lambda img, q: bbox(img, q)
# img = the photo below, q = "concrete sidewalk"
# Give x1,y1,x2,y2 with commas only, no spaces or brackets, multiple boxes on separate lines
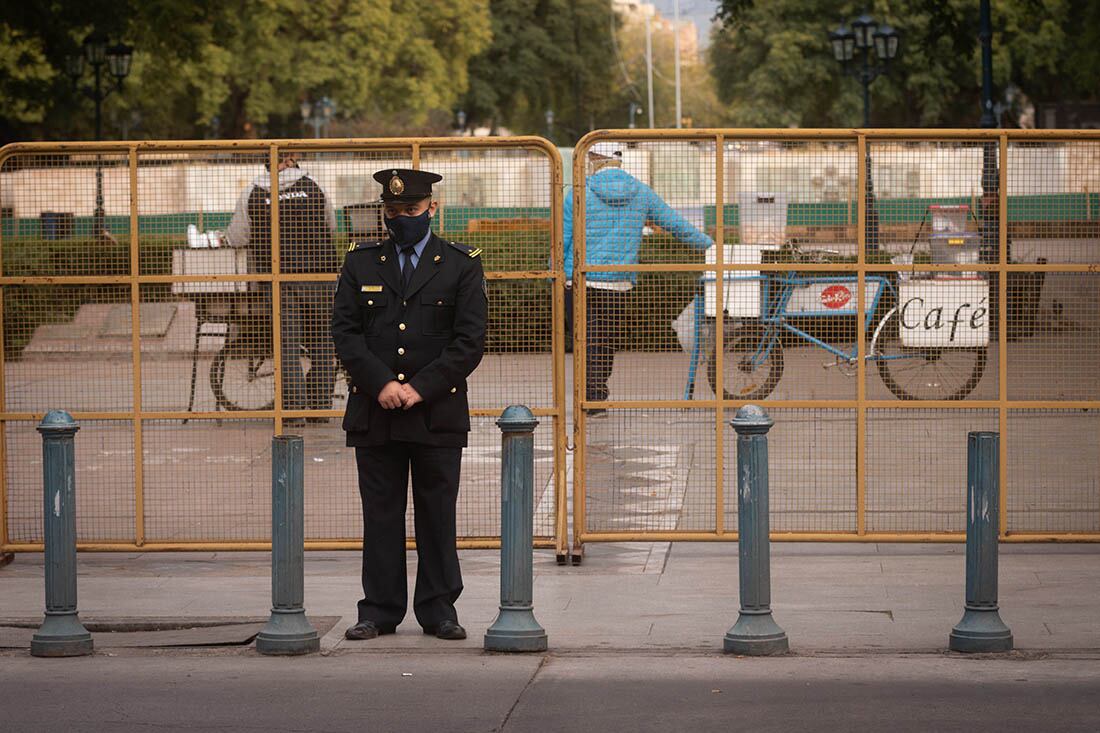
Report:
4,543,1100,732
2,542,1099,654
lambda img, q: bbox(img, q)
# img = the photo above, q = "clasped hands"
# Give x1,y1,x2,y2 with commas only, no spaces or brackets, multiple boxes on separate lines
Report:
378,380,423,410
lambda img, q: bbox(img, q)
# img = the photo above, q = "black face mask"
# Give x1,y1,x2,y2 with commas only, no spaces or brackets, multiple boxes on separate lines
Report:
385,209,432,247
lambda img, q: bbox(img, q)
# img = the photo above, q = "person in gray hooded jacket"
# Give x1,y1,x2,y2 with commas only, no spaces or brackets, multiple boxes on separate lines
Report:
227,154,338,419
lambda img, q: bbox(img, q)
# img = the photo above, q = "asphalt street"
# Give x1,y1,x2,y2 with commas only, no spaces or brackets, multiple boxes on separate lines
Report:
1,653,1097,732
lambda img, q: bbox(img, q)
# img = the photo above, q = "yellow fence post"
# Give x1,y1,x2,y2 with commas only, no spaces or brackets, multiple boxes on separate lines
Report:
714,133,726,535
998,132,1009,538
571,136,589,564
856,133,868,537
129,145,145,546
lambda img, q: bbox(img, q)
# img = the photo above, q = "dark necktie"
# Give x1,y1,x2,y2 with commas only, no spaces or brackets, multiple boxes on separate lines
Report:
399,244,416,292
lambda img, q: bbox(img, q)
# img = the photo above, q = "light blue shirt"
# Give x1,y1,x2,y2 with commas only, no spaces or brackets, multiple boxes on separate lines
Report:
400,229,432,274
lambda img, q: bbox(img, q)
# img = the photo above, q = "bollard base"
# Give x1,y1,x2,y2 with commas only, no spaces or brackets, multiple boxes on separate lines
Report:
255,609,320,656
724,612,789,656
949,608,1013,653
30,612,93,657
484,608,548,653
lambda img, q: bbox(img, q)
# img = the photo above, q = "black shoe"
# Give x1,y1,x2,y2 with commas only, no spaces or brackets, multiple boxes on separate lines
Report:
423,620,467,640
585,408,607,418
344,620,396,640
283,418,307,429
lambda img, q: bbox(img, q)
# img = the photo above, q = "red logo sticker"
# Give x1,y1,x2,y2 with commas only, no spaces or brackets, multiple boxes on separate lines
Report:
821,285,851,309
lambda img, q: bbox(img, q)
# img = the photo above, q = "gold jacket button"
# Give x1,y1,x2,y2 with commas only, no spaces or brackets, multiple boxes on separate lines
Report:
367,299,374,306
398,373,406,381
450,387,457,394
352,386,358,394
397,347,405,355
399,323,406,331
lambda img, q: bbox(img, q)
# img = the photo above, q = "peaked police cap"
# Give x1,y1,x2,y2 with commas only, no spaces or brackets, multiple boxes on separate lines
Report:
373,168,443,203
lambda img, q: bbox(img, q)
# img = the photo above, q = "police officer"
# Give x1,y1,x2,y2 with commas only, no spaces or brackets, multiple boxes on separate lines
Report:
332,168,487,641
227,153,339,421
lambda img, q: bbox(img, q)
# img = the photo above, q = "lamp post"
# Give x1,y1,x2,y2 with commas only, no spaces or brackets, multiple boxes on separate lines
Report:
65,32,133,238
300,97,336,138
829,14,899,254
628,102,643,129
828,14,900,127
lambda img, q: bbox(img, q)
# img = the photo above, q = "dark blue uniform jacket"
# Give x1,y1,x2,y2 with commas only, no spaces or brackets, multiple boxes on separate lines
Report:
331,233,487,447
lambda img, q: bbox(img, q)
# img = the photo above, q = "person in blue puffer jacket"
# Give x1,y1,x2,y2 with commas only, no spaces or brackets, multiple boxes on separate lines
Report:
564,142,713,412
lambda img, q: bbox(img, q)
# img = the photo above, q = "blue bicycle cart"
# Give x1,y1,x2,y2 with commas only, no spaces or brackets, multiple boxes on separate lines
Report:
684,247,989,401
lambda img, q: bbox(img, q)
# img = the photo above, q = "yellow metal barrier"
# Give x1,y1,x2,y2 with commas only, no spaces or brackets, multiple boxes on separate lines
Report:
0,137,567,558
571,128,1100,557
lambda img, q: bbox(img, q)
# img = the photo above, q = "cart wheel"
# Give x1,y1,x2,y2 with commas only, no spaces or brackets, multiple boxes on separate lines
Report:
706,323,784,401
874,309,987,400
210,345,275,412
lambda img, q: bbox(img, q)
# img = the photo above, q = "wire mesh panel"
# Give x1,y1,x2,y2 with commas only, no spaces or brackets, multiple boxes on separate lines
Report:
724,408,857,534
862,266,997,401
4,285,135,412
1,152,132,274
141,418,273,542
1007,409,1100,533
5,419,134,543
583,408,715,534
865,408,998,534
1006,140,1100,264
1,138,564,552
1004,271,1100,401
573,141,714,404
422,148,557,411
717,140,861,403
572,130,1100,547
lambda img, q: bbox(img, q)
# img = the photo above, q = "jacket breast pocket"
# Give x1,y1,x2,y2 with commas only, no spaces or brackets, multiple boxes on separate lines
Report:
360,292,387,335
421,292,455,337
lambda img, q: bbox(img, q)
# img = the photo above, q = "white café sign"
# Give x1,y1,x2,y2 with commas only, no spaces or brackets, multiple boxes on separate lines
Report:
898,280,989,348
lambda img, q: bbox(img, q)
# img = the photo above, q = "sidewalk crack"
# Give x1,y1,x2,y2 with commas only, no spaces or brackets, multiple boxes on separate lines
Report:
497,654,550,732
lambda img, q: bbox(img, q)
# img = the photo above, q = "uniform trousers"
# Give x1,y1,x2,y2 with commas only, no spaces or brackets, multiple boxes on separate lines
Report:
355,442,463,629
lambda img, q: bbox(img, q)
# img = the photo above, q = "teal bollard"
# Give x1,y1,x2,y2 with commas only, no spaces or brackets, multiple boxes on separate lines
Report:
31,410,93,657
724,405,789,656
950,431,1013,653
256,435,320,655
484,406,548,652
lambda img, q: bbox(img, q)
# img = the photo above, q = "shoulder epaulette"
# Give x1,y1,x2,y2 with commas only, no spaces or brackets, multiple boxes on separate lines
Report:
347,240,384,253
445,240,481,258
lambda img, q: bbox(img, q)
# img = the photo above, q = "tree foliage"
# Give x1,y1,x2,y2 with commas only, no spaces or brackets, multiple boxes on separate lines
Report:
711,0,1100,128
1,0,491,142
460,0,621,142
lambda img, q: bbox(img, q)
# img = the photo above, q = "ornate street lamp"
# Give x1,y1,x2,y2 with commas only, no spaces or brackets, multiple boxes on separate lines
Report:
828,13,900,253
66,31,134,238
300,96,336,138
828,14,900,127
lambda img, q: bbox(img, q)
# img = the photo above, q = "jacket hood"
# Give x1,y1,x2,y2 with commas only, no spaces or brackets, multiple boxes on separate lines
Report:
587,167,640,207
250,166,309,191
